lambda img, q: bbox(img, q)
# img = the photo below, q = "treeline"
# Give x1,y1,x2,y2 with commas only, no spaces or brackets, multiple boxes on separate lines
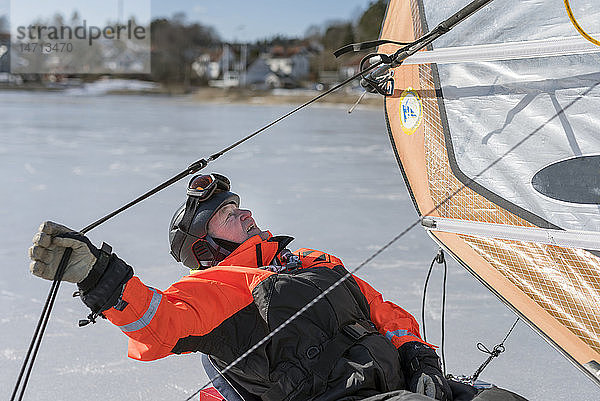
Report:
150,13,220,84
306,0,387,72
150,0,388,86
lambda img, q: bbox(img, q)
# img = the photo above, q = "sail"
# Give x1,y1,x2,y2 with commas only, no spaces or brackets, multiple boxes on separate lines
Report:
379,0,600,385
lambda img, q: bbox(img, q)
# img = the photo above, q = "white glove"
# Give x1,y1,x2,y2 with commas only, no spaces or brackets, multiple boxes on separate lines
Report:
29,221,98,283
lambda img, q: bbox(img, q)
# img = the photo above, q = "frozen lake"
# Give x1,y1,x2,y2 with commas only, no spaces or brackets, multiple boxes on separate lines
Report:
0,91,597,400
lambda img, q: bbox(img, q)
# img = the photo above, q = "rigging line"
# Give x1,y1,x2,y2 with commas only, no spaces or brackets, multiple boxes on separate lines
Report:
205,60,383,161
11,47,388,401
441,251,448,376
470,318,519,383
81,56,382,235
501,318,520,345
563,0,600,47
10,280,57,401
185,79,598,401
10,247,72,401
184,222,422,401
421,255,437,342
421,249,447,373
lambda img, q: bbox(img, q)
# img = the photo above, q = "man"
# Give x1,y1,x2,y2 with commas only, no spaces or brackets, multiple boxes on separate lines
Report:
29,173,452,401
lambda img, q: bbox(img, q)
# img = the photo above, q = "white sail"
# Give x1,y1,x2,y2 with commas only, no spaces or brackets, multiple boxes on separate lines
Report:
380,0,600,385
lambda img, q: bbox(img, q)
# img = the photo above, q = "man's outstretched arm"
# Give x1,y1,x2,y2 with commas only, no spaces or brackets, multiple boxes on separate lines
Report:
28,221,261,361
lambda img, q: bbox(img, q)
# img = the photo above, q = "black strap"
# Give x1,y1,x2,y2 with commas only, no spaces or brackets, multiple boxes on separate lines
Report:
170,197,200,259
308,321,378,379
211,236,240,253
334,39,410,58
255,244,263,267
77,242,112,293
261,321,379,401
178,197,198,234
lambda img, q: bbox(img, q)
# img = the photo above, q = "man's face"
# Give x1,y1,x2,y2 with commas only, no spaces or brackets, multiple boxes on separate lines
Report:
207,203,267,244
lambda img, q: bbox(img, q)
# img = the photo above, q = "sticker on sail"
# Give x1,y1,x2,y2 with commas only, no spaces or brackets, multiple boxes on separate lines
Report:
399,88,422,135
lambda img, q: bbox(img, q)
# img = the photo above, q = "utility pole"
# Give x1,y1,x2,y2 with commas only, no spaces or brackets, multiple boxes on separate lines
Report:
240,43,247,87
118,0,123,23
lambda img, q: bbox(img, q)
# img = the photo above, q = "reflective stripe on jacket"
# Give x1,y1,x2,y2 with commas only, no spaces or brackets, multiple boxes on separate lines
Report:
104,234,429,400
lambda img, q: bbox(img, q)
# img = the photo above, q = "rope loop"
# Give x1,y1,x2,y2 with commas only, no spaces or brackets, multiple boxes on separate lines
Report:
476,342,505,357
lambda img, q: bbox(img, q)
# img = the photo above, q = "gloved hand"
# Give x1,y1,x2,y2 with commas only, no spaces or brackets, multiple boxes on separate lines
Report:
29,221,100,283
29,221,133,314
399,341,453,401
410,366,452,400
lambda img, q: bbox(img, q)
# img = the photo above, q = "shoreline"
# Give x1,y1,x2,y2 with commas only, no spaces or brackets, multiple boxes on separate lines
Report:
0,84,384,109
190,87,383,108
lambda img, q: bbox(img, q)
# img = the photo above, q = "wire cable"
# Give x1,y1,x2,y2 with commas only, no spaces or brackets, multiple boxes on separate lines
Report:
470,318,519,383
420,249,448,374
15,1,497,395
10,43,388,401
421,256,437,343
185,77,599,401
440,251,448,376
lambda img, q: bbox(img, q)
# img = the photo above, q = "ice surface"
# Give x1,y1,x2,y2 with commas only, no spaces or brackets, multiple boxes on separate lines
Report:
0,92,597,400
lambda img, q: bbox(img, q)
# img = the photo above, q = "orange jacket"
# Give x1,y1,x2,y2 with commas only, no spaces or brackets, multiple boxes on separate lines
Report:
103,234,427,362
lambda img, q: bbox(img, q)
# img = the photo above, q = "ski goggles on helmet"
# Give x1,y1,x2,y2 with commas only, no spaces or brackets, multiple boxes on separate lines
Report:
187,173,231,200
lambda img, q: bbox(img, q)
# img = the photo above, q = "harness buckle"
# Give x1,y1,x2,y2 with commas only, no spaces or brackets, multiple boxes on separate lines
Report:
342,322,376,341
306,346,321,359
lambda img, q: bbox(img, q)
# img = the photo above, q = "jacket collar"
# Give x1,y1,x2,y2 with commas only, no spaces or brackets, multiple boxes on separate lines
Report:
218,232,273,268
217,232,295,268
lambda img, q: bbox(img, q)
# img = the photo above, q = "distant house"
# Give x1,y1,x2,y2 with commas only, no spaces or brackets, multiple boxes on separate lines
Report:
246,45,311,89
245,57,271,87
339,53,364,80
336,53,366,90
192,52,222,80
193,44,240,79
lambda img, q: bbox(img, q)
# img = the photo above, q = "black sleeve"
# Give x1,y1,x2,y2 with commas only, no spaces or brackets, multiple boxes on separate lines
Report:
77,250,133,314
398,341,443,379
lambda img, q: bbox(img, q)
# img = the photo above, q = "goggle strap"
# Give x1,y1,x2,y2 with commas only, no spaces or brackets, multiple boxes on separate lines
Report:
205,235,233,258
178,196,199,235
212,173,231,192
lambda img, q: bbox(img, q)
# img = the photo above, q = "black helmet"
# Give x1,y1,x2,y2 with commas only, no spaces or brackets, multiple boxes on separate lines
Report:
169,174,240,269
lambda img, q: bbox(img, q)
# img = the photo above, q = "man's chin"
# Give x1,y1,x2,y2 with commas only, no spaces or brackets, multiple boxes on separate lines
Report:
248,229,269,241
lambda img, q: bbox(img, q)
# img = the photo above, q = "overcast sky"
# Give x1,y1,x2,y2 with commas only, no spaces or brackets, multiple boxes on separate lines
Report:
2,0,380,41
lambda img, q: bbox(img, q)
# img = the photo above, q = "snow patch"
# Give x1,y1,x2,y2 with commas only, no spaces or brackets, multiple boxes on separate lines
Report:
2,348,20,361
55,360,130,376
24,163,36,174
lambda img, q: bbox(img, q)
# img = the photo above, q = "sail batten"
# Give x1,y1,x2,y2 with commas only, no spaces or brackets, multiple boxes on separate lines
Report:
422,216,600,250
403,35,600,64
